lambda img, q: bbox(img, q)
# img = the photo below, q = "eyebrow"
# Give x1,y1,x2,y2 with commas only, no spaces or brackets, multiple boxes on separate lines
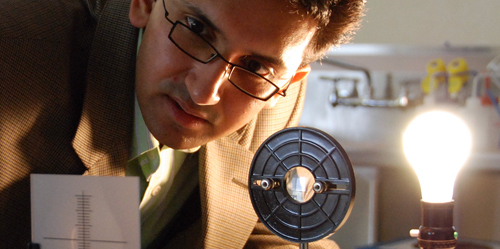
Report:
180,0,221,34
178,0,289,74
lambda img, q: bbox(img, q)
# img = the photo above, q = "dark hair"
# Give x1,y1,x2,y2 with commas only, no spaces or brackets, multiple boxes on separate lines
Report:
291,0,366,65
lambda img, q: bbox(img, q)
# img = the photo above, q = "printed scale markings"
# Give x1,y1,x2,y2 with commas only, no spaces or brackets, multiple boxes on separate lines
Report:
43,191,127,248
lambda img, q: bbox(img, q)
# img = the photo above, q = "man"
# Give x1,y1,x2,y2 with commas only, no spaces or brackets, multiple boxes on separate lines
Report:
0,0,364,248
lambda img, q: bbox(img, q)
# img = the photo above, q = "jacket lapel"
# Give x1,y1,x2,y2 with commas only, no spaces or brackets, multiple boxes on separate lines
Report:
199,137,259,248
73,0,138,176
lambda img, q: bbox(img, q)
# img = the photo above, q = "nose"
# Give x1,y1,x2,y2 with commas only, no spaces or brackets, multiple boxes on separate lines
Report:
185,58,230,106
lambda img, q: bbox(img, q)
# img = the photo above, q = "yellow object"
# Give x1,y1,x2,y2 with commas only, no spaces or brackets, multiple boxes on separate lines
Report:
447,58,469,94
421,58,446,94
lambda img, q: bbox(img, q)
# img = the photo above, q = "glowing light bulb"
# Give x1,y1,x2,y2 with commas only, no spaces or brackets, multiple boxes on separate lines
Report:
403,111,472,203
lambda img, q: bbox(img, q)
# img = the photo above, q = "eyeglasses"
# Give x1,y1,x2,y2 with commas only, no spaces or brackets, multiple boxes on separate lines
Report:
161,0,290,101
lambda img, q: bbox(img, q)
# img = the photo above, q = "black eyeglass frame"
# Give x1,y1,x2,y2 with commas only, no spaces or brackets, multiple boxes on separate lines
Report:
161,0,292,101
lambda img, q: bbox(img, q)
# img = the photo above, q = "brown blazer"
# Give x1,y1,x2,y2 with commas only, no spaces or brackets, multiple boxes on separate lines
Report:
0,0,338,248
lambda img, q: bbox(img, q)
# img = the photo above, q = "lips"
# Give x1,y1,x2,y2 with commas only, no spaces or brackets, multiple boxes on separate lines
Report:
165,94,208,128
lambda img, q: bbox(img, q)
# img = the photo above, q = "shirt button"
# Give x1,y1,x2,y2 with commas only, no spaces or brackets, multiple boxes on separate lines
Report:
151,185,161,197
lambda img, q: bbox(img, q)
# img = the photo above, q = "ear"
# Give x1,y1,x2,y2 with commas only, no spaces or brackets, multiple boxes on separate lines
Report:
263,64,311,109
290,64,311,84
129,0,154,28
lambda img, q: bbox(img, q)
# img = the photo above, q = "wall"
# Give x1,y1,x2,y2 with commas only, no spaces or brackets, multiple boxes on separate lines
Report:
353,0,500,46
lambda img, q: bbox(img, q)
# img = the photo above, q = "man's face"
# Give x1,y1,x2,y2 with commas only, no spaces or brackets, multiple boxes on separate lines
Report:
131,0,316,149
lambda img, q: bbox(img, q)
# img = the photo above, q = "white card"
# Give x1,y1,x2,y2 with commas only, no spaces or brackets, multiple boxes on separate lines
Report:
31,174,140,249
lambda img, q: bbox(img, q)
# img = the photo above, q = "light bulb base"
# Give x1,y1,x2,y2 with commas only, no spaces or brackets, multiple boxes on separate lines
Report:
416,200,457,249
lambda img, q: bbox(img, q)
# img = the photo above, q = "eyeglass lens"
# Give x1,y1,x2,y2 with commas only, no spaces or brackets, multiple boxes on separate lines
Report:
169,22,280,100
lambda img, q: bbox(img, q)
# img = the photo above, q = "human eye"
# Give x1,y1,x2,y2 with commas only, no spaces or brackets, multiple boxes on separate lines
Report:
185,16,211,38
242,58,275,78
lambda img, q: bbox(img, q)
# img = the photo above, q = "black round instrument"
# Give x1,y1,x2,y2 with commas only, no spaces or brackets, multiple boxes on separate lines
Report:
248,127,355,243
